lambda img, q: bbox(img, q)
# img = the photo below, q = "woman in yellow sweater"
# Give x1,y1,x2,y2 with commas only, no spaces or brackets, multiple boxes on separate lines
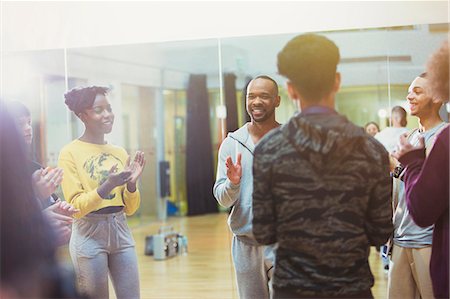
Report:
58,86,145,299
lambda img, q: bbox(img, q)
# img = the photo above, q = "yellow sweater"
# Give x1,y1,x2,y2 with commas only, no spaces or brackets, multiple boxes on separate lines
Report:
58,139,140,218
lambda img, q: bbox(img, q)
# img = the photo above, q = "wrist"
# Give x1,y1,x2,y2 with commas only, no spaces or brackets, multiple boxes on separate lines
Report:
228,178,240,188
98,180,115,199
127,182,137,193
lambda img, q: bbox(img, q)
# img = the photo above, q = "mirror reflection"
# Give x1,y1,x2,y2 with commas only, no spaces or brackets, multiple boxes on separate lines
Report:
1,23,448,299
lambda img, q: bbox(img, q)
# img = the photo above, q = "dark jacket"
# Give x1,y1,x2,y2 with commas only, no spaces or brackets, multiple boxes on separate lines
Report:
252,110,393,297
399,126,449,299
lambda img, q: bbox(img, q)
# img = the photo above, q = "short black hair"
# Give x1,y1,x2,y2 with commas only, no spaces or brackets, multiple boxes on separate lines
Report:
64,86,110,115
247,75,279,96
4,100,30,119
277,34,340,102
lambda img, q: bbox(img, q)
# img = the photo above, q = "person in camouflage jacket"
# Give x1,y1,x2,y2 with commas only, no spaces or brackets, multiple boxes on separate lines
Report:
252,33,393,299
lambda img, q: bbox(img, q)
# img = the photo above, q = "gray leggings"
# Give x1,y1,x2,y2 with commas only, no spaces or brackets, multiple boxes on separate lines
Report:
69,211,140,299
232,236,275,299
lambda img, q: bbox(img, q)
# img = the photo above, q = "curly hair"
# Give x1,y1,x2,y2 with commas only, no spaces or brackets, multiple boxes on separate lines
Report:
64,86,110,115
426,40,449,102
277,34,340,102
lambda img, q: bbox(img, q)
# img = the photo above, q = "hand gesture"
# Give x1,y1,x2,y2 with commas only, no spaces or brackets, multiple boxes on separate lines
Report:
31,167,64,200
50,199,79,217
126,151,146,184
389,154,399,173
106,164,132,188
226,153,242,185
43,201,77,246
392,133,425,160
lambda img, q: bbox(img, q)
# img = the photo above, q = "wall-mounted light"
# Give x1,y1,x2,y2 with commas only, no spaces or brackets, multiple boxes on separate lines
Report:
216,105,227,119
378,108,387,118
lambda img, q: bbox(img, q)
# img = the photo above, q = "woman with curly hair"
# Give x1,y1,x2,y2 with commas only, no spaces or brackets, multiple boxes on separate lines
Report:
58,86,146,299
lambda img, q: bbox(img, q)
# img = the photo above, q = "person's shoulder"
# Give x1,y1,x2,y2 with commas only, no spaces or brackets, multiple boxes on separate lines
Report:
106,142,124,150
221,124,250,146
255,126,284,153
435,124,449,145
374,127,391,139
60,140,79,153
361,134,389,162
106,143,129,157
227,123,250,139
58,141,80,162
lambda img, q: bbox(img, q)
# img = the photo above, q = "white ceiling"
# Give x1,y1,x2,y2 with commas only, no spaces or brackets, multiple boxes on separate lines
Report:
2,1,448,52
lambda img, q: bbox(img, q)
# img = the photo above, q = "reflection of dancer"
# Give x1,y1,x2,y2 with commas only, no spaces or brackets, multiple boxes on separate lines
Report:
58,86,146,299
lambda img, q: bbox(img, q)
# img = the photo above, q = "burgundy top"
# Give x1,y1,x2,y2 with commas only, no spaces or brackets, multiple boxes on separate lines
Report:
399,126,449,299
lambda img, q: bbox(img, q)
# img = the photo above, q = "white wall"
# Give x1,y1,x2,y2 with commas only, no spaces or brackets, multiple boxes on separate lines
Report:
2,1,448,52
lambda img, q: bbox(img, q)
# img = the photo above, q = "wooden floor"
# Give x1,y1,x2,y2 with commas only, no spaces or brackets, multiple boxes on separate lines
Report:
58,213,388,299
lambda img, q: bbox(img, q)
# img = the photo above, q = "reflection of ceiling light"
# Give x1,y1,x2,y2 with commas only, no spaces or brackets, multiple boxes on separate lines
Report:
378,109,387,118
446,103,450,113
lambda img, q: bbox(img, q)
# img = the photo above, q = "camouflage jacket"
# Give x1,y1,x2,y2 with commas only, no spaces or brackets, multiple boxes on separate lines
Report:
252,110,393,296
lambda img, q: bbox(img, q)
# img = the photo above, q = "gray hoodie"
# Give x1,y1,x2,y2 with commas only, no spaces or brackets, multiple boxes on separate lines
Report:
213,123,258,245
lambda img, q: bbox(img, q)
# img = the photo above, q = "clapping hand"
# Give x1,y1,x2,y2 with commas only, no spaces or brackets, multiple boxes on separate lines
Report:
43,200,79,246
225,153,242,185
50,199,79,217
106,164,133,187
126,151,146,184
32,167,64,200
392,133,425,160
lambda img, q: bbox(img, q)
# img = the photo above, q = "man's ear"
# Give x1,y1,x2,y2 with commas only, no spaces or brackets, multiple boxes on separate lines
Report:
275,95,281,108
333,72,341,93
431,96,443,104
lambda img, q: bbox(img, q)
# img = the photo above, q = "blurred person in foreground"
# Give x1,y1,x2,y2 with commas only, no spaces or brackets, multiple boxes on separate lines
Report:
5,100,78,245
0,101,80,298
393,40,449,299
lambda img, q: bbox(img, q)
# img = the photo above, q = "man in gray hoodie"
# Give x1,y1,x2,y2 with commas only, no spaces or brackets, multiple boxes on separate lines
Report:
213,75,281,299
253,34,393,298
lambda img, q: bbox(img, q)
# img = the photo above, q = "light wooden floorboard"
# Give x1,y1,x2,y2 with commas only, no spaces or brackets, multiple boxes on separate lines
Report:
58,213,388,299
